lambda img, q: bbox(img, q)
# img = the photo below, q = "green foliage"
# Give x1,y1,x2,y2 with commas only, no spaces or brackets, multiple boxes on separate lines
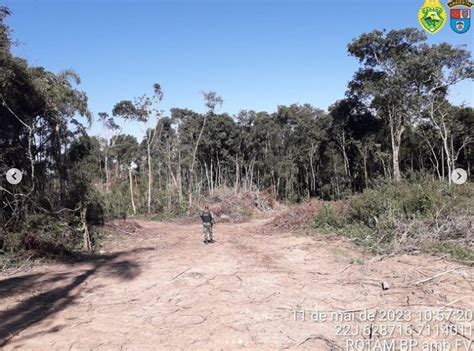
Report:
429,243,474,266
150,201,188,221
0,214,79,264
112,100,147,122
350,257,365,265
25,214,81,250
313,180,474,262
104,182,131,219
349,180,445,226
312,205,346,232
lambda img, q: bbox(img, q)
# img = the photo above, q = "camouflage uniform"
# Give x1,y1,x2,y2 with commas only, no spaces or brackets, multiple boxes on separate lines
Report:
201,209,215,243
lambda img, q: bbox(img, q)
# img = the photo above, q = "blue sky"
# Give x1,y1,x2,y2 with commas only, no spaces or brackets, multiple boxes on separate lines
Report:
5,0,474,137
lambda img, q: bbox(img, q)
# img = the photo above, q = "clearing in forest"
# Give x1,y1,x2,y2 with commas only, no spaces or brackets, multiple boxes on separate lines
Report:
0,216,473,350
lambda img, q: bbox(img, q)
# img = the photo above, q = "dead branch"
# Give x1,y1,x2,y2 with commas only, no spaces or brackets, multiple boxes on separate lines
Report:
338,263,353,274
245,323,258,344
6,254,33,276
296,334,341,350
171,267,191,281
409,267,464,286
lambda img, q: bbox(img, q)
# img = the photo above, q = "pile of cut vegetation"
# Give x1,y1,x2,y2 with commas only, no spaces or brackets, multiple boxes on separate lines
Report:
105,219,143,236
268,200,347,230
198,187,277,223
0,213,104,269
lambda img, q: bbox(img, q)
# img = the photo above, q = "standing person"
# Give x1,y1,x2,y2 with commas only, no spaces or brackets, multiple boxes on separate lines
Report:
200,205,215,244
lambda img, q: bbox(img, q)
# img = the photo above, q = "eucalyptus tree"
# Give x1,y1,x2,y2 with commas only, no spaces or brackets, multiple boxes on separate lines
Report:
112,83,163,214
329,98,382,190
170,107,201,203
416,44,474,184
188,91,223,207
347,28,428,182
98,112,120,192
33,68,92,202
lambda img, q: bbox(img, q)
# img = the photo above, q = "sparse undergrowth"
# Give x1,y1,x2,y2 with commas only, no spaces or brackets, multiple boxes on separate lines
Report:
311,180,474,265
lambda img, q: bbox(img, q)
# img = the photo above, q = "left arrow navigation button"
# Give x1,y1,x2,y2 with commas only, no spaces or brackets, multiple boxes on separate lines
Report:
6,168,23,185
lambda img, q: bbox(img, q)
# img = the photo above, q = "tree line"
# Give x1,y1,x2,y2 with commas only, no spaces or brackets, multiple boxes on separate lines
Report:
0,6,472,252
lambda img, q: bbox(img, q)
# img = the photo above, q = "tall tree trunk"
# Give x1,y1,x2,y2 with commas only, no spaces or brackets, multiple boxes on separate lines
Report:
189,114,208,208
81,206,91,251
204,161,211,192
53,127,66,203
177,149,183,203
234,156,239,195
381,156,387,179
362,148,368,189
441,146,445,180
105,151,109,193
216,155,222,188
129,168,136,215
390,121,405,182
147,138,152,214
426,139,441,181
443,138,452,185
210,159,214,193
438,120,453,186
249,160,254,190
167,163,178,188
309,145,316,193
339,130,350,177
393,143,401,182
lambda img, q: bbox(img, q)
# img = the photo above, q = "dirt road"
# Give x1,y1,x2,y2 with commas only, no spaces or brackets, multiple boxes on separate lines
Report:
1,217,473,350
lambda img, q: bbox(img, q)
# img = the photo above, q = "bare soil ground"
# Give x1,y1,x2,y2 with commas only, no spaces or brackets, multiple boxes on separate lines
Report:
1,215,473,350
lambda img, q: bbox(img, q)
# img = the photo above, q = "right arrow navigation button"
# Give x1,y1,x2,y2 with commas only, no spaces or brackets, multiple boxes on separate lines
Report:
451,168,468,185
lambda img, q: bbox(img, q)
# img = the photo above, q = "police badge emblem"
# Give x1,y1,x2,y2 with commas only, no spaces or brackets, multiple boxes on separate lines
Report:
447,0,472,34
419,0,447,34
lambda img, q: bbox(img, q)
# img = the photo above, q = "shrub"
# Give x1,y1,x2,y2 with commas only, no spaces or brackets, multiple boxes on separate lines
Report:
104,182,131,219
312,204,346,231
21,214,80,256
349,180,449,226
429,242,474,265
312,179,474,262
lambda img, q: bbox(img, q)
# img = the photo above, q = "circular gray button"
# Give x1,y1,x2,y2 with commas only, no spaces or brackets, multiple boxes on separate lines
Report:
452,168,467,185
6,168,23,185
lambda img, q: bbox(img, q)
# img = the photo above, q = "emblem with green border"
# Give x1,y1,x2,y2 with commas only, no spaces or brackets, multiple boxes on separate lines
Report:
419,0,447,33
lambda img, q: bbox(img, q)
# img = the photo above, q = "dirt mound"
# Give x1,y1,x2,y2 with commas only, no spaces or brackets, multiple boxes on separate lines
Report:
198,187,278,223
